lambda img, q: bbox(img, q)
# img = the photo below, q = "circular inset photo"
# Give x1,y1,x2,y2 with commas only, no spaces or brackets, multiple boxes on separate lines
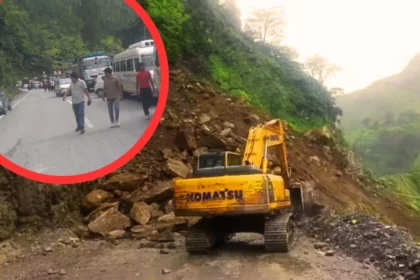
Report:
0,0,168,184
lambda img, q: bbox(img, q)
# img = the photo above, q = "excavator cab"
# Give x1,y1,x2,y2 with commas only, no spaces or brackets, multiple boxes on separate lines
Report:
196,151,242,169
192,151,263,178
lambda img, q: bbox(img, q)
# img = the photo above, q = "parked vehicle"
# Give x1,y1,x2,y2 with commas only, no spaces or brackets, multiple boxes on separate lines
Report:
93,74,105,97
55,78,71,97
0,90,12,115
113,40,155,98
71,52,112,92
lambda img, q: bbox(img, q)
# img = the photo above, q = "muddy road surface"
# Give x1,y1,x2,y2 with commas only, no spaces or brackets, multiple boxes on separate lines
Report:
0,229,381,280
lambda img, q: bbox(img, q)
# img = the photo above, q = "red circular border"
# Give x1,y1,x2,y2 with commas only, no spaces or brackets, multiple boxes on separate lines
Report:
0,0,169,185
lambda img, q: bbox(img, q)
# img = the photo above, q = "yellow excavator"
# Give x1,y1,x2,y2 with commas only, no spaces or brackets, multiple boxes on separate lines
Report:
173,119,304,253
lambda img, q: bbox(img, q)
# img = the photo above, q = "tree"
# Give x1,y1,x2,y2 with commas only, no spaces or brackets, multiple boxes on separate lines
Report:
220,0,242,30
244,6,284,45
329,87,345,97
305,55,341,86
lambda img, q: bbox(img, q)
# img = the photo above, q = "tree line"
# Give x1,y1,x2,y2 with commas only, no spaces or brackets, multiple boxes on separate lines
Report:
0,0,150,88
138,0,342,127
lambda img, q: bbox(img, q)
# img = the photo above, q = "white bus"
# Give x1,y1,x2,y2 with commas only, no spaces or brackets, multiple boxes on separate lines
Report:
112,40,155,98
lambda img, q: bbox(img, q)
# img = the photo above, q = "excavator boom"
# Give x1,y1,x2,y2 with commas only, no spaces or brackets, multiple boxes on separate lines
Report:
242,119,290,187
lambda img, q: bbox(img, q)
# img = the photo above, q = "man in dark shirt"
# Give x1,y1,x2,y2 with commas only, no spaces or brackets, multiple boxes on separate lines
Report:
135,62,156,120
103,67,123,127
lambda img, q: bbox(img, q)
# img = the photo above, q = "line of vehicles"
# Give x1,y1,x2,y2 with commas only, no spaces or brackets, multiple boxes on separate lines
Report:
8,39,160,115
53,39,160,99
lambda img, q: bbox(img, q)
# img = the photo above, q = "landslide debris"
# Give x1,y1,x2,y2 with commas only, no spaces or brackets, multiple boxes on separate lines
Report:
1,64,420,279
78,64,420,246
304,212,420,279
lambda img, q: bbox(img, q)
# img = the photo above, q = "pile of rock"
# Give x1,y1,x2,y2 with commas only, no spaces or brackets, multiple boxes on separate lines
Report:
303,212,420,279
82,175,190,241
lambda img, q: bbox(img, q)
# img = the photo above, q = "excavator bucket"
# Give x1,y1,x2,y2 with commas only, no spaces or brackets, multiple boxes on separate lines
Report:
290,187,304,220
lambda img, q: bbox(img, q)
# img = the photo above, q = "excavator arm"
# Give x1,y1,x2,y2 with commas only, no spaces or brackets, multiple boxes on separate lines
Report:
242,119,291,188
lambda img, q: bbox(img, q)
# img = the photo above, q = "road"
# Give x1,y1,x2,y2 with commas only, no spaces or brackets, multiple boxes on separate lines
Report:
0,230,381,280
0,89,155,176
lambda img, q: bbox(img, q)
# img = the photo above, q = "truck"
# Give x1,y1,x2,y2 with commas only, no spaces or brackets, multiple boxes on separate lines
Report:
71,52,112,92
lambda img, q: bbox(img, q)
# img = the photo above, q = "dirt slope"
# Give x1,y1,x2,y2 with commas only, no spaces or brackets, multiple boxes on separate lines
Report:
1,62,420,239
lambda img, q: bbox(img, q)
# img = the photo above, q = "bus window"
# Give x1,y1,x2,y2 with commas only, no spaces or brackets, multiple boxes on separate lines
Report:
134,58,140,71
121,60,127,72
115,61,120,72
127,59,134,72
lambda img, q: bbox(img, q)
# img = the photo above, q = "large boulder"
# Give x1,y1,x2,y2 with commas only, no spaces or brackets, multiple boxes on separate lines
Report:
129,181,173,204
166,159,189,178
82,189,114,212
87,207,131,236
99,173,147,192
174,122,197,151
129,202,152,225
198,130,228,150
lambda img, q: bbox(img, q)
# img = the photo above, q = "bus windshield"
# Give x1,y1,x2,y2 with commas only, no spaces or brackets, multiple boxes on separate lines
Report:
83,57,110,69
141,54,154,70
60,78,71,85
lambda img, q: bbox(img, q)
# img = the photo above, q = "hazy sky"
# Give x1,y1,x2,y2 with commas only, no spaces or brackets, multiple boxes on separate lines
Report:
236,0,420,92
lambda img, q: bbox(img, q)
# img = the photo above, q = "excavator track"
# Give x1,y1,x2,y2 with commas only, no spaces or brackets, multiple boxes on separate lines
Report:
264,213,295,253
185,227,215,254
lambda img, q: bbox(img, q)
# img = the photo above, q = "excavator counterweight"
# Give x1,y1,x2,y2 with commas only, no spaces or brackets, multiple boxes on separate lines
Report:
173,119,304,254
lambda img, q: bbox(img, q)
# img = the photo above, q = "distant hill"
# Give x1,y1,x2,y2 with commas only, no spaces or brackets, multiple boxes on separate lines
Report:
335,53,420,210
336,53,420,131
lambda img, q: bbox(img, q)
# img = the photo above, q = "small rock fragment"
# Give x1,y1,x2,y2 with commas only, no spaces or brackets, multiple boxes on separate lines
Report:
44,247,53,252
162,268,171,274
325,250,334,256
314,242,326,250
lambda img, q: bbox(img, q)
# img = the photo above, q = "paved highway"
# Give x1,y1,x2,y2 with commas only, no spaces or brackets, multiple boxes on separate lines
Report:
0,89,155,176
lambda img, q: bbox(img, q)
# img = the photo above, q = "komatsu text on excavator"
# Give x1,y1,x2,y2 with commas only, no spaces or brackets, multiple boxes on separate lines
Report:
173,119,304,254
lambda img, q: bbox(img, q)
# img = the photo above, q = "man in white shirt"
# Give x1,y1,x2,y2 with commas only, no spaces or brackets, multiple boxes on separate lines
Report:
63,72,92,134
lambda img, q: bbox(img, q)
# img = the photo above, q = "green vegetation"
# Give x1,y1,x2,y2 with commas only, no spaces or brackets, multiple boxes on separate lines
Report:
336,54,420,210
138,0,340,130
0,0,150,94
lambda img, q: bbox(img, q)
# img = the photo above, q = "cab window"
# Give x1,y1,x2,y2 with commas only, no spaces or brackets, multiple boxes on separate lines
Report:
115,61,120,72
198,154,225,169
227,153,242,166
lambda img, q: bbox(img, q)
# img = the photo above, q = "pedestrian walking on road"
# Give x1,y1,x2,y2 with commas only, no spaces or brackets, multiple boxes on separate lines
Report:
63,72,92,134
43,80,47,92
103,67,123,128
135,62,156,120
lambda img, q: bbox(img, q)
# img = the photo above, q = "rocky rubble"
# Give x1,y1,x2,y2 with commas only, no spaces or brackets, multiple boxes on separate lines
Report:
303,212,420,279
2,65,420,279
